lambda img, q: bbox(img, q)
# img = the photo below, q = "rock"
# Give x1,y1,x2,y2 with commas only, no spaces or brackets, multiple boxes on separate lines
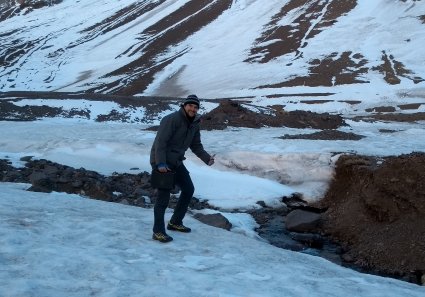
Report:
29,171,48,184
289,232,324,248
284,194,308,209
27,185,52,193
120,199,130,205
342,253,354,263
193,213,232,230
28,171,54,192
135,197,147,207
20,156,33,162
285,209,321,232
133,187,150,197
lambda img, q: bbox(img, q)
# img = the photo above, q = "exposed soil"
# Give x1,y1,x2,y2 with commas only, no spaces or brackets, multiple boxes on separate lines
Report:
313,152,425,284
372,51,424,85
199,100,346,130
246,0,357,63
259,51,370,88
279,129,364,140
353,112,425,123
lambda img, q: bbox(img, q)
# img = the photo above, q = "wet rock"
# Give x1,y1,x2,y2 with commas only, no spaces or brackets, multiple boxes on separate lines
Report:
193,213,232,230
285,209,322,233
258,216,305,251
289,232,324,248
20,156,33,162
135,197,148,207
120,199,130,205
283,194,309,209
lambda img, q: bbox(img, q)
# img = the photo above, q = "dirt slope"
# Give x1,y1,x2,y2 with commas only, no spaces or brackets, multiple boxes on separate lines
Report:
315,153,425,282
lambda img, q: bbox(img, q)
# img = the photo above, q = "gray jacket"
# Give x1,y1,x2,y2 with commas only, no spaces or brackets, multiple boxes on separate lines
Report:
150,108,211,169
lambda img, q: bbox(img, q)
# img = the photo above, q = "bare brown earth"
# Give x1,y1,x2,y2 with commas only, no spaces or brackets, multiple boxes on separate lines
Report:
279,129,364,140
199,100,345,130
246,0,357,63
314,153,425,283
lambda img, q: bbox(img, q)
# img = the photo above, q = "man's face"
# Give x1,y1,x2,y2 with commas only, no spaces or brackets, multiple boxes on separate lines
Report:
184,103,199,118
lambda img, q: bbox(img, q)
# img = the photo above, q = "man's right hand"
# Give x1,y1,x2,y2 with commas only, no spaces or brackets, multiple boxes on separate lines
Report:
157,163,171,173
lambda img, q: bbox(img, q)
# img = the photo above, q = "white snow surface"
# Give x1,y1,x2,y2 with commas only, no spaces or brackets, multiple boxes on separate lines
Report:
1,182,424,297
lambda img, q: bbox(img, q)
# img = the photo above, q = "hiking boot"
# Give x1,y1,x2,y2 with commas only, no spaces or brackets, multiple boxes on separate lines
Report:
152,232,173,243
167,222,191,233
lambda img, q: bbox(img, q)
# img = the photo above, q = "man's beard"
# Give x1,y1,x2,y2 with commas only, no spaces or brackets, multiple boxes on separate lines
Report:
184,109,195,122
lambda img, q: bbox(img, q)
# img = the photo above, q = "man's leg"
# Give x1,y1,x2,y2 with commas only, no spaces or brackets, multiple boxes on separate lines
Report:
153,189,171,233
170,164,194,225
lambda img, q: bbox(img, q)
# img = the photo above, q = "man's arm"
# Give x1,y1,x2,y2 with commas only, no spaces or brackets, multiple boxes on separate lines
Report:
154,116,175,169
190,128,213,165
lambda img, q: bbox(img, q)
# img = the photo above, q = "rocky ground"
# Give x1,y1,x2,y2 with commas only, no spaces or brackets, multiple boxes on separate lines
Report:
1,93,424,285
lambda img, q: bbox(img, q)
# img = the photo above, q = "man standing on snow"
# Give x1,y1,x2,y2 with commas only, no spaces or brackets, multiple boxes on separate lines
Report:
150,94,215,243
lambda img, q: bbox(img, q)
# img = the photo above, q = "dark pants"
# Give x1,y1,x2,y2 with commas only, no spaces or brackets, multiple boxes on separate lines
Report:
153,164,194,233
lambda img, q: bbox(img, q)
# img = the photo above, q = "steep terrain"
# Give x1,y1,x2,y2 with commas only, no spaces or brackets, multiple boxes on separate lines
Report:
1,0,424,98
315,153,425,283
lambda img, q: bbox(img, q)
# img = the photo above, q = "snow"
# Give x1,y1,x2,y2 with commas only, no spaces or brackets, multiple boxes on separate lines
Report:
1,0,424,102
1,182,424,297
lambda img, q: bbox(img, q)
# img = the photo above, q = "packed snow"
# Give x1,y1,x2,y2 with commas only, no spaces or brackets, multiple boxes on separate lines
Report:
1,182,425,297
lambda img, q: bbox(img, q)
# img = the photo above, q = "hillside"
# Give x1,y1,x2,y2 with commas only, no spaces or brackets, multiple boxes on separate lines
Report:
1,0,424,100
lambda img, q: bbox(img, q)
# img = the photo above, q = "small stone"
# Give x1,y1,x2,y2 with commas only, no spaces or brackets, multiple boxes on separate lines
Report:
120,199,130,205
20,156,33,162
194,213,232,230
342,253,354,263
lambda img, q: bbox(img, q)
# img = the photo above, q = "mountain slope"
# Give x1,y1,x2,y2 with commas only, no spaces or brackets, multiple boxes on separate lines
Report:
0,0,424,98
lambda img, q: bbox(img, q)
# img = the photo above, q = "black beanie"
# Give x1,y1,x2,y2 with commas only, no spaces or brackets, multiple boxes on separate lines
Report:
183,94,200,107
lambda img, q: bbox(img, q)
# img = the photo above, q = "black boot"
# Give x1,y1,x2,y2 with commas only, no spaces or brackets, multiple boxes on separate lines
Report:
167,222,191,233
152,232,173,243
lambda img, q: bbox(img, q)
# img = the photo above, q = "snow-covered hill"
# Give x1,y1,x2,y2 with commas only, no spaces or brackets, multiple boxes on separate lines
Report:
1,0,424,99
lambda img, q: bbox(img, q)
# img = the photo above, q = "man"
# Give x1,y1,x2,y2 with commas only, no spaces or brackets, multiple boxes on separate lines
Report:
150,94,214,243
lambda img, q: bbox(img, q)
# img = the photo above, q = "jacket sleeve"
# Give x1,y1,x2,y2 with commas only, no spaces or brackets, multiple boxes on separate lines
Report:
154,116,175,165
190,127,211,164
